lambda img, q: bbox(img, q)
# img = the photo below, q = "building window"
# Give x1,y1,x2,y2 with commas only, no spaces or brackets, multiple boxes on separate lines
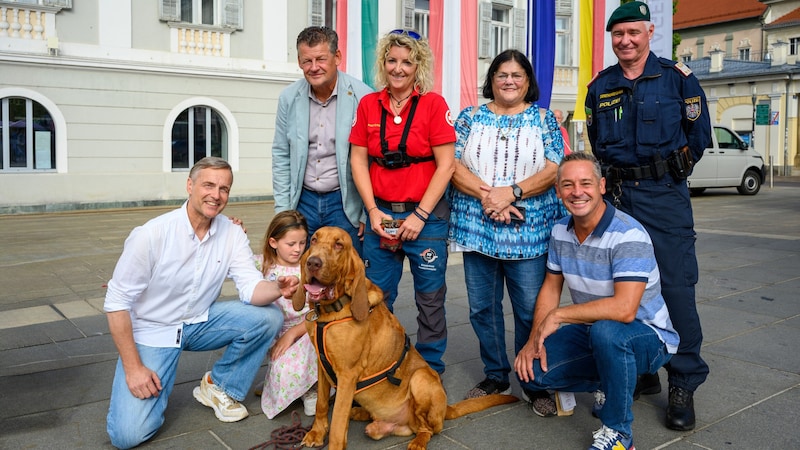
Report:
309,0,335,27
159,0,242,29
739,48,750,61
170,106,228,170
181,0,214,25
479,1,523,58
490,5,511,58
790,37,800,56
414,0,430,38
1,97,56,172
555,16,570,66
682,55,692,62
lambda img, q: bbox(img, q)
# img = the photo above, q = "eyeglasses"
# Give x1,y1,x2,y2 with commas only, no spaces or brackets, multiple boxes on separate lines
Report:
390,29,421,40
494,72,526,83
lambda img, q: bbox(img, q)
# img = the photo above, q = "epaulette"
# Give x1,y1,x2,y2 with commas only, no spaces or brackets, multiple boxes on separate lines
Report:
588,65,613,87
587,72,600,87
661,57,692,77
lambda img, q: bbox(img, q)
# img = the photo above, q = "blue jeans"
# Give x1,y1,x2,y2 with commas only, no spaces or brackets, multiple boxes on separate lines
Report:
464,252,546,385
298,188,362,256
519,320,672,437
106,300,283,449
613,179,708,391
363,205,449,373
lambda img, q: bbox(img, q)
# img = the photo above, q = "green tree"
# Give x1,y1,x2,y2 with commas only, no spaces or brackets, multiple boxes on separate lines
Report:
673,0,681,60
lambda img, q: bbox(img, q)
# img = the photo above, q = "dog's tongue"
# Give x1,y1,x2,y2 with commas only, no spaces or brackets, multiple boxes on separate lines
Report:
304,281,325,295
304,280,327,303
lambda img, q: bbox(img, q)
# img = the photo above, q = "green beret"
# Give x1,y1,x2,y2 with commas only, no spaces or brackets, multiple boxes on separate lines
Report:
606,1,650,31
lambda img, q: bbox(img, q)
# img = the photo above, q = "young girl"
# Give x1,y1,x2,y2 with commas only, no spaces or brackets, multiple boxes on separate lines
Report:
257,211,318,418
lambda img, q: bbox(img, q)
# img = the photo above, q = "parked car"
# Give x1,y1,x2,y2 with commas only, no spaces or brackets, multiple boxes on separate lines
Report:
688,125,766,195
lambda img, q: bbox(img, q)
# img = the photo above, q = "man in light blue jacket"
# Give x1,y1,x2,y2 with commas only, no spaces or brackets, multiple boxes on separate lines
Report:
272,26,372,254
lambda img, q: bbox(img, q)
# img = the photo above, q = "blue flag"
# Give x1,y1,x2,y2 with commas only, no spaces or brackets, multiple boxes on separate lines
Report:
527,1,555,109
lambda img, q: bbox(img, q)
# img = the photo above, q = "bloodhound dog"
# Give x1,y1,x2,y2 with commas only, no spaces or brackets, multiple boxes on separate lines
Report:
292,226,518,450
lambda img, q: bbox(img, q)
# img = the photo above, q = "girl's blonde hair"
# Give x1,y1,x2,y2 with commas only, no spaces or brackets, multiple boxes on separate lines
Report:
260,210,308,274
373,30,434,95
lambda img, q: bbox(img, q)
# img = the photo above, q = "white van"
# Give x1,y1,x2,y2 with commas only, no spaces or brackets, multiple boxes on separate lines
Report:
688,125,766,195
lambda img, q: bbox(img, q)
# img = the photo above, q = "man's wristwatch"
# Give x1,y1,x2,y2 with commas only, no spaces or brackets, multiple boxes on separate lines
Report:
511,183,523,202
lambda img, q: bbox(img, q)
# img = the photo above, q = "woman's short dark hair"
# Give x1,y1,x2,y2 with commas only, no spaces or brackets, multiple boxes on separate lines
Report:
481,49,539,103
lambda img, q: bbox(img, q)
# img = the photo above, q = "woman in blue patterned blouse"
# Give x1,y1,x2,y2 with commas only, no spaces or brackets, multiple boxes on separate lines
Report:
449,49,566,401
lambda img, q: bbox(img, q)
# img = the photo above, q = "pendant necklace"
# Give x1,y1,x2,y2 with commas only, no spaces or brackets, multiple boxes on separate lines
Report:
390,91,412,125
496,113,516,141
492,102,519,141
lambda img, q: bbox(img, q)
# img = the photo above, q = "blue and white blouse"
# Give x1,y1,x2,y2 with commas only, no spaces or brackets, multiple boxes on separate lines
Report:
448,103,566,260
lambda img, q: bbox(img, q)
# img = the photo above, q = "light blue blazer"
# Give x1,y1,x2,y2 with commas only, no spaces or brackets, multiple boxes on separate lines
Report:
271,71,372,227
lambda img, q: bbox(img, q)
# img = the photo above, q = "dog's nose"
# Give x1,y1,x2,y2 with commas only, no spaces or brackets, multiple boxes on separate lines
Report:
306,255,322,272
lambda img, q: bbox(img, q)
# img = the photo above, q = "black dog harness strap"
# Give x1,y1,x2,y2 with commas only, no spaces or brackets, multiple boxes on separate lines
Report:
315,318,410,393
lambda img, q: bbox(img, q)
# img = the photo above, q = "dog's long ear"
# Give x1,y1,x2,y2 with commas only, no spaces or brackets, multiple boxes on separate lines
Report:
292,252,308,312
344,246,369,321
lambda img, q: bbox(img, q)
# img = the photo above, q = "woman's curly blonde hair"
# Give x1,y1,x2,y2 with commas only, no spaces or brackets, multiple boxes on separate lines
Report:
373,31,434,95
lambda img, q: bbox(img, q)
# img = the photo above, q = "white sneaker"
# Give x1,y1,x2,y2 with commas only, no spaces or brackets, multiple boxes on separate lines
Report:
192,372,249,422
302,387,318,416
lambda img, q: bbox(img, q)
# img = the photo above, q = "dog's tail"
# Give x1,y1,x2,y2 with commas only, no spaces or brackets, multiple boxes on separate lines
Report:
444,394,519,420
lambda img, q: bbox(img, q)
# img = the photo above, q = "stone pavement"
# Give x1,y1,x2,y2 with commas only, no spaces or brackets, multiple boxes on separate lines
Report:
1,179,799,449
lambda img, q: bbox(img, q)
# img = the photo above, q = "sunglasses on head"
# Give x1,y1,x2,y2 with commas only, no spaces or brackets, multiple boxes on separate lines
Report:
390,29,421,40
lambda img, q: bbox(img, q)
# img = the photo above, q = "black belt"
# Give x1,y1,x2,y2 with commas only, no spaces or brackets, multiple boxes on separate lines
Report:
614,159,670,181
303,187,341,194
375,197,418,213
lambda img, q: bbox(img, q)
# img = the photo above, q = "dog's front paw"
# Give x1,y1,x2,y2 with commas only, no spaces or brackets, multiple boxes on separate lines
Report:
301,428,327,448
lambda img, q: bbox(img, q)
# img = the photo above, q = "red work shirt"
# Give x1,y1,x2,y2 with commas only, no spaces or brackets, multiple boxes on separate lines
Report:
350,89,455,202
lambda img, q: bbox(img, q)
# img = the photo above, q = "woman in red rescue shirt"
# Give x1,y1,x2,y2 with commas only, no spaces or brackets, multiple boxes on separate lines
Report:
349,29,455,374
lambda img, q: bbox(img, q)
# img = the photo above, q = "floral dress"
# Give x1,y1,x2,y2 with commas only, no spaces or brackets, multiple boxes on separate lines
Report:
258,261,318,419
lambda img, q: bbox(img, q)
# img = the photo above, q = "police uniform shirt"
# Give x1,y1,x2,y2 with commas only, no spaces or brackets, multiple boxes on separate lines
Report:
585,51,711,169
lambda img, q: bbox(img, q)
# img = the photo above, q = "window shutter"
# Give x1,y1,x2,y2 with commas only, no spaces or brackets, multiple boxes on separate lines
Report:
159,0,180,22
310,0,324,26
513,7,527,53
478,2,492,59
223,0,243,29
402,0,415,29
42,0,72,8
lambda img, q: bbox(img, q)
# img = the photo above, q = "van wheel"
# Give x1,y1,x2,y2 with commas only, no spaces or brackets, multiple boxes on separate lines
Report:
737,169,761,195
690,188,706,196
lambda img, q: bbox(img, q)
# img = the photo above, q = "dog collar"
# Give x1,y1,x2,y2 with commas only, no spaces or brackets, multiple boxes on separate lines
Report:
306,294,351,322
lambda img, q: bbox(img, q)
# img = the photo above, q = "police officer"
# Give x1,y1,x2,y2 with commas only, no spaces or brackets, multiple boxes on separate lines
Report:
585,1,711,432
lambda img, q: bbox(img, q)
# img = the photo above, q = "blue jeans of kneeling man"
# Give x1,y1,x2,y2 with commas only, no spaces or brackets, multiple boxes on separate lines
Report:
107,300,283,449
518,320,672,437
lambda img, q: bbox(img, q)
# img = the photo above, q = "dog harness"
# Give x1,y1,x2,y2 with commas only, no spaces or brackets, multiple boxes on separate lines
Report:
313,311,411,394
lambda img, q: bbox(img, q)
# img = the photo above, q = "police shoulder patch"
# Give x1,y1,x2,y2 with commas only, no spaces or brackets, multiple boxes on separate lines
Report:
673,61,693,77
685,96,702,121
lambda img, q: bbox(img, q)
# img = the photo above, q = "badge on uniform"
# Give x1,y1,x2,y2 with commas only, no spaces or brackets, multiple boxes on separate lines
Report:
685,96,702,121
674,61,693,77
585,107,593,126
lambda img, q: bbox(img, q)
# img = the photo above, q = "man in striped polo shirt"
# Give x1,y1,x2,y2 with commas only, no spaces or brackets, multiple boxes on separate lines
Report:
514,152,679,450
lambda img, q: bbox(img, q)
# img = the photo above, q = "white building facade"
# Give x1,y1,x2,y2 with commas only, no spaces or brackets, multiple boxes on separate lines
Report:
0,0,581,213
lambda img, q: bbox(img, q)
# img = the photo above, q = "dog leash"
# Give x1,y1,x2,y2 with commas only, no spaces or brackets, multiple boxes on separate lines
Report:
248,411,326,450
